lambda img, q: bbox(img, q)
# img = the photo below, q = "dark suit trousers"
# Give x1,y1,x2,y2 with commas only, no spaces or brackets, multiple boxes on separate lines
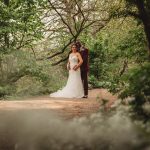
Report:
81,70,88,96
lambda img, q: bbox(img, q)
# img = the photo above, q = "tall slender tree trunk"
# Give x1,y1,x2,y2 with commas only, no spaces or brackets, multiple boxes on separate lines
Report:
4,33,9,48
135,0,150,57
4,0,10,49
0,58,3,81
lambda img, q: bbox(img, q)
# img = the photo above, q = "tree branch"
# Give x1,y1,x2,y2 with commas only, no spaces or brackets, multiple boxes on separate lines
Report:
51,54,69,66
48,0,75,37
46,37,74,59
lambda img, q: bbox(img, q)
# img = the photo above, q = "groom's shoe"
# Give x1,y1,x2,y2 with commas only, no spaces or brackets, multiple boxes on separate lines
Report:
82,95,88,98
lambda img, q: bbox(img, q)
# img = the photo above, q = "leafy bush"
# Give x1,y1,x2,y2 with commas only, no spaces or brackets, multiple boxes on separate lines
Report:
0,51,67,98
0,85,15,98
120,63,150,120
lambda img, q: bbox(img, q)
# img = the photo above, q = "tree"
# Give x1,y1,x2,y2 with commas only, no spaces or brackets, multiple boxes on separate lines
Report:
116,0,150,57
0,0,48,97
43,0,115,65
0,0,46,54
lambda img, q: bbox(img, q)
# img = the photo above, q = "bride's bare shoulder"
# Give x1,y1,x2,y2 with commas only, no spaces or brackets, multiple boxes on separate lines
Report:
76,52,81,56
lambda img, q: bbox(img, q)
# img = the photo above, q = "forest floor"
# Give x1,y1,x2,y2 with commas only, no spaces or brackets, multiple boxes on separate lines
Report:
0,89,118,119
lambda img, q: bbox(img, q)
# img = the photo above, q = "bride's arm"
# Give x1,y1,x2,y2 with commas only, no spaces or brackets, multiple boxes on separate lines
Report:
77,53,83,67
73,53,83,70
67,60,70,70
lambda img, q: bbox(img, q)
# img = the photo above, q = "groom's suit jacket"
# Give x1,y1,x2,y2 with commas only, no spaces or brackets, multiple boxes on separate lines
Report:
79,47,89,72
79,47,89,96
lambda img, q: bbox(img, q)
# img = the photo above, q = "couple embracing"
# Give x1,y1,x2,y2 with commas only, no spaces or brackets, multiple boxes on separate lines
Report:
50,41,89,99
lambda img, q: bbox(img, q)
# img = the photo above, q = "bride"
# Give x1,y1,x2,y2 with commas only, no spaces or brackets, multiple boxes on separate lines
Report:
50,43,84,98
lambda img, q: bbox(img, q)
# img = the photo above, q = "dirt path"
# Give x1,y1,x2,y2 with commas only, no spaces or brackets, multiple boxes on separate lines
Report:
0,89,118,118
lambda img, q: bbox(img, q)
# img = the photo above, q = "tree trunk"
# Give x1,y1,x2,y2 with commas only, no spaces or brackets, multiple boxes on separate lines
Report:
3,0,10,49
4,33,9,48
135,0,150,57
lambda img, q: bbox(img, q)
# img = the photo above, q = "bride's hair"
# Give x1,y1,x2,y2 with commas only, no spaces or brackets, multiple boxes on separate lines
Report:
75,41,81,52
71,43,77,49
75,41,81,48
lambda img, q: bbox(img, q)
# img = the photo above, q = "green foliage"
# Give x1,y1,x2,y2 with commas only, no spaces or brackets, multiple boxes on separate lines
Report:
116,29,148,62
120,63,150,100
0,0,51,98
120,63,150,120
0,0,45,54
90,42,107,80
0,50,67,98
0,85,15,98
79,18,150,120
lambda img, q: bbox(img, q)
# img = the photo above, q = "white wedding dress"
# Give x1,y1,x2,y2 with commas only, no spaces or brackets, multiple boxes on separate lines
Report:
50,53,84,98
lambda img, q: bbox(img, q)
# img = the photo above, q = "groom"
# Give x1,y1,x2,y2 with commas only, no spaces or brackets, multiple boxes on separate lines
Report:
75,41,89,98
